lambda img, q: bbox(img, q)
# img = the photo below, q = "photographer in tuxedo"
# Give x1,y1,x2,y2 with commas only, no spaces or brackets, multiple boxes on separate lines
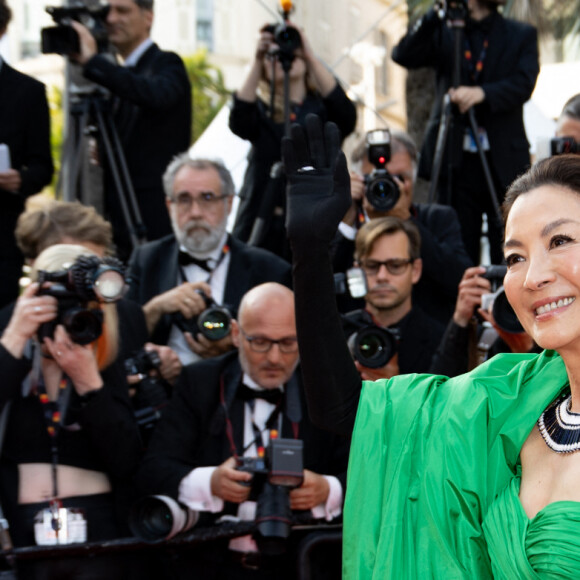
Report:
137,283,348,579
126,155,291,366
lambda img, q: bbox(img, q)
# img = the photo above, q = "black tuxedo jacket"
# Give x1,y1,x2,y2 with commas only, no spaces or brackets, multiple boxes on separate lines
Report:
83,44,192,249
126,234,292,344
392,9,539,190
137,351,350,505
0,63,53,307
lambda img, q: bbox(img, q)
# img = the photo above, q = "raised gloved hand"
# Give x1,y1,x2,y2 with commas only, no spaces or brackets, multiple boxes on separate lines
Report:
283,114,351,245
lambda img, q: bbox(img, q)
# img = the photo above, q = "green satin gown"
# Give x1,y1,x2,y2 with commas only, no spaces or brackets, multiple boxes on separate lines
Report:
343,349,580,578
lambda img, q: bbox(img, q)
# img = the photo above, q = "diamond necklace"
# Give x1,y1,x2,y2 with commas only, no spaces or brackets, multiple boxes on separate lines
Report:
538,391,580,453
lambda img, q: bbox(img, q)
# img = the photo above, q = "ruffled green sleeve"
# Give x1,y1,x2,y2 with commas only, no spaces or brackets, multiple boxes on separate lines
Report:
343,350,568,579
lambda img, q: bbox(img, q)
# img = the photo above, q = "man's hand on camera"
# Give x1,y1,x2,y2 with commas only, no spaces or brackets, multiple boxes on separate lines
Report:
355,353,400,381
289,470,330,511
453,266,491,327
69,21,97,65
143,281,212,334
283,114,351,246
448,86,485,114
184,331,234,359
210,457,253,504
144,342,182,385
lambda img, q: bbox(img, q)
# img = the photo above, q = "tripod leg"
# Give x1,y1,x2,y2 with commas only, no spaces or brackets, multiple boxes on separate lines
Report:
93,104,141,251
467,108,502,225
428,95,453,205
105,114,148,242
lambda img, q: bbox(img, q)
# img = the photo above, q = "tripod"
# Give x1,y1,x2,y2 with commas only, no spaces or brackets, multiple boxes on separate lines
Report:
247,45,295,250
59,85,147,253
427,2,502,230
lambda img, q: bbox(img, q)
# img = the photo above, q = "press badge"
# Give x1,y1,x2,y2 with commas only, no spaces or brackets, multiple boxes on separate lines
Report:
463,128,490,153
34,507,87,545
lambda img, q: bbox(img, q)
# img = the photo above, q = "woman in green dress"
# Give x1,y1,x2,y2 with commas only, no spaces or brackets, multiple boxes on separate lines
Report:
283,114,580,579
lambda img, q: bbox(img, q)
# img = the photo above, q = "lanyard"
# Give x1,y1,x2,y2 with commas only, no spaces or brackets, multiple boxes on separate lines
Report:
464,36,489,83
31,347,73,524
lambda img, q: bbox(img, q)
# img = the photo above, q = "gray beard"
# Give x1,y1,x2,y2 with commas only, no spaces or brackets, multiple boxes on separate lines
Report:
172,217,227,259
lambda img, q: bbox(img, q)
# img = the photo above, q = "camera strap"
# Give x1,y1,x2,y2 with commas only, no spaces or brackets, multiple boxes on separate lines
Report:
30,348,73,534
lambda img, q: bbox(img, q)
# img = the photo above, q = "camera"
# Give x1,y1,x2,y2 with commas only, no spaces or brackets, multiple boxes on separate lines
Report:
173,290,232,341
347,325,399,369
480,265,523,334
237,435,304,555
436,0,468,22
129,495,199,542
364,129,400,212
41,2,110,56
550,136,579,156
37,255,125,345
125,349,171,442
264,22,302,59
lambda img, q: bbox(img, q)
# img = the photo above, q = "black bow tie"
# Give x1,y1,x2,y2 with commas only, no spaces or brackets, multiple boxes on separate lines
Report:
238,384,283,405
178,250,212,272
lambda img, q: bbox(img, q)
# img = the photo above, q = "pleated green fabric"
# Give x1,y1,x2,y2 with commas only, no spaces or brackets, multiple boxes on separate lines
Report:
343,349,572,579
484,469,580,579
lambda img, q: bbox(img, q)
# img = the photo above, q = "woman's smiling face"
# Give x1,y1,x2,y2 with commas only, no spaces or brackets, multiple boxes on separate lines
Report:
504,184,580,355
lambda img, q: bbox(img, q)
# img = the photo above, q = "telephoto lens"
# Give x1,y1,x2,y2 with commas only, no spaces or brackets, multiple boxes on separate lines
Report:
129,495,198,542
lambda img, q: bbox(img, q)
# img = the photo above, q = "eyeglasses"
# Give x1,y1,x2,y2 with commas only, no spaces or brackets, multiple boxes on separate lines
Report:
360,258,414,276
240,328,298,354
170,192,228,213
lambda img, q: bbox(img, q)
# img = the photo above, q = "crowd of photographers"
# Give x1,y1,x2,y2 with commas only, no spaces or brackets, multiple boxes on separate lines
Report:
0,0,578,577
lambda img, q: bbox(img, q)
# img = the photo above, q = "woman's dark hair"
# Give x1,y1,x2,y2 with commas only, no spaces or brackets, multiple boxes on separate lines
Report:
503,154,580,222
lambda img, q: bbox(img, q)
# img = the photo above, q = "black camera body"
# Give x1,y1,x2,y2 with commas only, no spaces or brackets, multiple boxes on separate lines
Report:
125,348,170,442
37,255,125,345
480,265,523,334
41,3,110,56
437,0,469,23
343,309,399,369
264,22,302,60
237,436,304,555
347,325,399,369
551,136,579,156
364,129,400,212
173,290,232,342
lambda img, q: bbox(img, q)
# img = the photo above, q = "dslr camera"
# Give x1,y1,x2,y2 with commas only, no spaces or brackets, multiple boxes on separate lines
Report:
37,255,126,345
41,2,110,56
480,265,523,334
125,348,171,442
550,136,579,156
263,19,302,61
237,435,304,555
345,317,399,369
173,290,232,342
364,129,400,212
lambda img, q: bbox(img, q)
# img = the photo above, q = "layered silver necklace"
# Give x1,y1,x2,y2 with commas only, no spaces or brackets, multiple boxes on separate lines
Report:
538,391,580,453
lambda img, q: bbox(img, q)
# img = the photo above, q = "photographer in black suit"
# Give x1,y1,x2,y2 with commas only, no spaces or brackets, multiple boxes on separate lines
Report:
71,0,191,261
392,0,539,264
127,156,291,366
0,0,53,308
137,283,348,579
344,217,444,381
334,130,471,324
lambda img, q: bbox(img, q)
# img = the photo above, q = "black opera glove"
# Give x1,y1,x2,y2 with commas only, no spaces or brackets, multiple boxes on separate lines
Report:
282,114,351,245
